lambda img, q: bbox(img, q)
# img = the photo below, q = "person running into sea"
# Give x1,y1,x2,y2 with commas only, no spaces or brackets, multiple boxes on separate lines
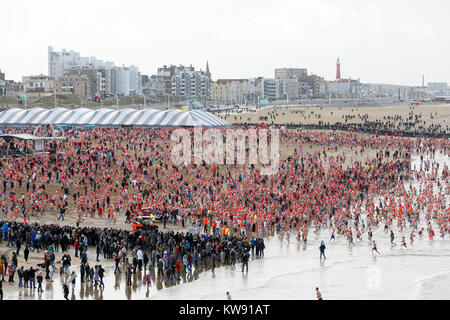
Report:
316,287,323,300
401,236,407,249
390,230,396,247
330,229,335,241
372,240,381,255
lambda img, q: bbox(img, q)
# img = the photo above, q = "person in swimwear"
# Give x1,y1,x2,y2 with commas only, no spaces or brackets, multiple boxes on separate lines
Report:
401,236,407,248
368,228,373,242
372,240,381,254
316,287,323,300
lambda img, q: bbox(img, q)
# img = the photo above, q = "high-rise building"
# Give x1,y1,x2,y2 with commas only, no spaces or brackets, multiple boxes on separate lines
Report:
171,65,210,99
48,46,114,78
128,65,142,96
261,78,299,101
48,46,141,96
110,66,130,96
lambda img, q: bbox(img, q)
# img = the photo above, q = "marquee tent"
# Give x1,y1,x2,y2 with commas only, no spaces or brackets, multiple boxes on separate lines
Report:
0,107,230,128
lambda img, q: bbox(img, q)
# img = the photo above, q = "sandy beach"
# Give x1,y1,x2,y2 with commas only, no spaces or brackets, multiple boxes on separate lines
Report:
218,104,450,130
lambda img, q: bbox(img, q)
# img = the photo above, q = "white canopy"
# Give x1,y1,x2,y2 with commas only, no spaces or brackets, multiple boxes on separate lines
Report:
0,107,230,128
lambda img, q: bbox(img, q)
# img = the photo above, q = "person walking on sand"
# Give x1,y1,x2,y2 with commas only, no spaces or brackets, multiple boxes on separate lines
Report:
241,249,249,272
24,245,29,262
37,272,44,293
69,271,77,292
145,268,151,288
98,265,105,287
57,206,66,221
227,291,232,300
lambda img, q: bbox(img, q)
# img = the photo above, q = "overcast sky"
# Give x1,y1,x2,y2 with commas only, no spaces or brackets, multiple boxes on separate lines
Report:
1,0,449,85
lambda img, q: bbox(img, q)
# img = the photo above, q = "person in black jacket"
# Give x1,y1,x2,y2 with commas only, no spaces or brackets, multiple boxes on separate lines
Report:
241,250,249,272
319,240,326,260
23,245,29,262
80,263,85,283
37,272,44,293
98,265,105,287
63,282,69,300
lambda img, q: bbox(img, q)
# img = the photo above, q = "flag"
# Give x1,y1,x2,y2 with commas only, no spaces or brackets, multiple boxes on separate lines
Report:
17,95,24,105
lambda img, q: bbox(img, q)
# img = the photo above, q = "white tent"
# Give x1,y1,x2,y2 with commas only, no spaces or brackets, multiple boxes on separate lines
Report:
0,107,230,128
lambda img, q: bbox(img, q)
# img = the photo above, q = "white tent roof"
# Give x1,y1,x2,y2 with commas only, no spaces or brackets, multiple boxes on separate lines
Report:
0,107,230,128
2,108,29,124
0,108,23,123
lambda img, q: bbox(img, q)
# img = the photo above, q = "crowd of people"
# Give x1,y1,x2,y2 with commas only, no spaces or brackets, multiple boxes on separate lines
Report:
0,216,265,299
0,124,448,299
223,106,449,137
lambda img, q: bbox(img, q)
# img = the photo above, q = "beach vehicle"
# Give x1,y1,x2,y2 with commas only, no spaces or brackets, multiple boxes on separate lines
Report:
140,207,163,220
133,216,159,231
410,100,420,106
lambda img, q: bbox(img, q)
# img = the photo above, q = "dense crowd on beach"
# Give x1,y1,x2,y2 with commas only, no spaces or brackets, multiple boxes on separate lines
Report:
0,217,262,299
0,123,448,299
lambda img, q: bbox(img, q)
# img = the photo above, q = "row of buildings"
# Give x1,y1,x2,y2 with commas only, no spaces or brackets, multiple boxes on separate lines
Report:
143,66,323,104
18,47,143,99
3,49,449,104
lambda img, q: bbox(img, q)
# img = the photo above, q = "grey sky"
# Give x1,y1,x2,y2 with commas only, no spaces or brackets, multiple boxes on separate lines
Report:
1,0,449,85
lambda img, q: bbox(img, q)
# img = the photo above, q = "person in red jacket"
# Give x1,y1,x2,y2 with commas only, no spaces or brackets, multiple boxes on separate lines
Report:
175,259,182,281
7,264,15,283
74,239,80,257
